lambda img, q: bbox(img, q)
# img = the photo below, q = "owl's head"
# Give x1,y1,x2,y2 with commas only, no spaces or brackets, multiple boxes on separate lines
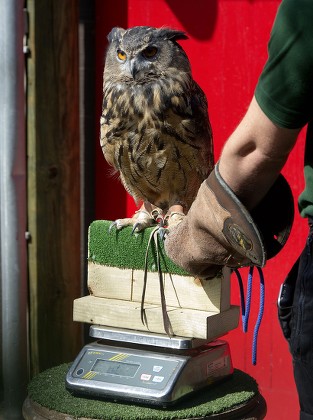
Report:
104,26,191,83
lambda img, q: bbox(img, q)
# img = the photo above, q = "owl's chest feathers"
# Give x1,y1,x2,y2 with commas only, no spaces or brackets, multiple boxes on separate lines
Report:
103,76,194,143
101,74,202,189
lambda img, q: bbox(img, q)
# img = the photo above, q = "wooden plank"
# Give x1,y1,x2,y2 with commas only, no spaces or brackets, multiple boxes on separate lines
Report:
87,264,132,300
88,263,231,312
131,269,229,312
73,295,239,339
27,0,81,375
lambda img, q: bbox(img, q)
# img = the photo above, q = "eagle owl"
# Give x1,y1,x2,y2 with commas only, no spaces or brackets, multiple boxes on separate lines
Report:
100,26,214,233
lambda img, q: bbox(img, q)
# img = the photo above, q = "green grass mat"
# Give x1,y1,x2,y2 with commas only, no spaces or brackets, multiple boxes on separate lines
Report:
88,220,191,276
28,363,259,420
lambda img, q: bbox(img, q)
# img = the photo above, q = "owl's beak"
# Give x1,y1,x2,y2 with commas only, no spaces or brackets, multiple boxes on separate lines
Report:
128,60,140,79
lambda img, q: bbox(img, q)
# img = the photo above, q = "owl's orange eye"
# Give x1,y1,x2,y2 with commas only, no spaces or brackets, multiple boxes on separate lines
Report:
117,49,127,61
142,46,158,60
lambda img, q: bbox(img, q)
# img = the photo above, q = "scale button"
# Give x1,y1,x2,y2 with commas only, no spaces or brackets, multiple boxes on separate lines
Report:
76,368,84,376
153,365,163,373
140,373,151,381
152,376,164,383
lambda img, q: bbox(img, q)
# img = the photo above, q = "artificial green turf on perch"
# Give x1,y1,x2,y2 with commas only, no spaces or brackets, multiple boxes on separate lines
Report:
25,363,262,420
88,220,192,276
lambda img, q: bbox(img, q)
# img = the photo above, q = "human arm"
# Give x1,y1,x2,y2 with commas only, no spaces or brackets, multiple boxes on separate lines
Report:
219,96,300,211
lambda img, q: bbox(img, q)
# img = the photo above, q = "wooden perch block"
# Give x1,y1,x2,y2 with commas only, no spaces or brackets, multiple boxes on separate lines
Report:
74,220,240,340
73,295,239,339
88,263,231,312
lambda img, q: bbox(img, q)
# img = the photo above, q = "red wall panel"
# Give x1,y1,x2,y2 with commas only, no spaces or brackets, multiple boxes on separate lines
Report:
95,1,307,418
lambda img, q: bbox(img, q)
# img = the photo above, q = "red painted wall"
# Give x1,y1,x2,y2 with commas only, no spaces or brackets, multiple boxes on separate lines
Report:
94,1,307,418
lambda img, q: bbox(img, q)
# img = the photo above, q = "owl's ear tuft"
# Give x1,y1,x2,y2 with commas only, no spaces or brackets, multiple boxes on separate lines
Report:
159,28,188,42
107,27,125,43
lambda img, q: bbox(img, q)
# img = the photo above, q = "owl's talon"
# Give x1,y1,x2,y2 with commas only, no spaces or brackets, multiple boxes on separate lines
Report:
109,218,132,232
109,221,118,233
109,209,158,235
131,222,142,234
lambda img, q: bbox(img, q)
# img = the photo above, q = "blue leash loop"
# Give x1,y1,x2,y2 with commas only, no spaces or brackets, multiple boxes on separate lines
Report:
233,266,265,365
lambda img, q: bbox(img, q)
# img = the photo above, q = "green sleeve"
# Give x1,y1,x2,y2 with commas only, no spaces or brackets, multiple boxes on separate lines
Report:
255,0,313,129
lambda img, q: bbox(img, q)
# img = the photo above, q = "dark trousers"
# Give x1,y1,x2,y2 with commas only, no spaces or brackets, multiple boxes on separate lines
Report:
279,218,313,419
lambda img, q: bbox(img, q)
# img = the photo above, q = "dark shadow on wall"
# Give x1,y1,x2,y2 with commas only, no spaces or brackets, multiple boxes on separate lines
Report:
166,0,218,40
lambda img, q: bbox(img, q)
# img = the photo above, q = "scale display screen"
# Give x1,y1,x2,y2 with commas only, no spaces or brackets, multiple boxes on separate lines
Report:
92,359,140,378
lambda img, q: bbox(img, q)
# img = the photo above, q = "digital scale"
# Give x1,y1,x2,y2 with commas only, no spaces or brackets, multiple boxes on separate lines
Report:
66,325,233,406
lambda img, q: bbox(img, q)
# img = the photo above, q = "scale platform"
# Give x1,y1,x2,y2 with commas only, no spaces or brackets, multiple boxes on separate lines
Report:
66,326,233,406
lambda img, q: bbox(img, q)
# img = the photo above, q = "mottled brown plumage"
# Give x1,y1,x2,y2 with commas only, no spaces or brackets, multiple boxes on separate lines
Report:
100,26,214,232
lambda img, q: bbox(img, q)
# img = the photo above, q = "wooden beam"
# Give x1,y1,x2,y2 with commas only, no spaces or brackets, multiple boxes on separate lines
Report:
88,263,231,312
27,0,81,375
73,296,240,339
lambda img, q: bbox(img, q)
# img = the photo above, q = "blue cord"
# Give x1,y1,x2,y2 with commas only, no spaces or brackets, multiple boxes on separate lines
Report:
252,267,265,365
244,266,254,333
233,266,265,365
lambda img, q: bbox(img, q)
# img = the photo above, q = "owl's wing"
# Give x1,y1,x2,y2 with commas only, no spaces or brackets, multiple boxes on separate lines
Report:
189,81,214,175
100,88,130,172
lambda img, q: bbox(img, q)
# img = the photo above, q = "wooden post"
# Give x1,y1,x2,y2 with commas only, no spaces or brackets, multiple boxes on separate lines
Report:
27,0,82,375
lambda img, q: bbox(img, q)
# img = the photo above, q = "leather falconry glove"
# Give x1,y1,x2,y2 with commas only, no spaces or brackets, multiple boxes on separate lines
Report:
165,162,294,279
